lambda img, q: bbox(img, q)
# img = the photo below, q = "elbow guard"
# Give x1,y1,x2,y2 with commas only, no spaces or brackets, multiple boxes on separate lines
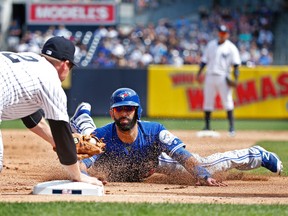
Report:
21,109,44,128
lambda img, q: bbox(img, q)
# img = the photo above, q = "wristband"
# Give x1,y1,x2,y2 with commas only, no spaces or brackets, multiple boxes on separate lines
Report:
195,165,211,180
233,66,239,78
200,62,206,68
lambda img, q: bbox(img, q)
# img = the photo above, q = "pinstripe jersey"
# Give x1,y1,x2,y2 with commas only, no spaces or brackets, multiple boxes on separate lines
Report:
201,39,241,76
0,51,69,122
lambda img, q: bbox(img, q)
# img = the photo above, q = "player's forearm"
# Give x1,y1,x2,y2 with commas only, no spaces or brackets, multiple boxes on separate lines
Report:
171,147,211,180
48,119,78,165
29,117,56,148
182,156,198,173
22,110,56,148
184,157,211,180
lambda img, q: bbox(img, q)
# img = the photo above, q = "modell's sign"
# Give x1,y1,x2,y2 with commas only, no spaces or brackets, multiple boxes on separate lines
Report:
27,3,116,25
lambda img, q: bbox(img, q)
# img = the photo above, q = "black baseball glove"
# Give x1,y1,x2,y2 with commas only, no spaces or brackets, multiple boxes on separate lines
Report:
225,77,238,87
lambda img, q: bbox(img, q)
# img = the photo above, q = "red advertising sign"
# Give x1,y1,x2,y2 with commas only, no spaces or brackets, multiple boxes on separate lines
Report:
27,3,116,25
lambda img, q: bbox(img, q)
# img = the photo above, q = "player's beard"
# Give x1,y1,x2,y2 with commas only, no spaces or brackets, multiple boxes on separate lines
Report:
115,113,137,131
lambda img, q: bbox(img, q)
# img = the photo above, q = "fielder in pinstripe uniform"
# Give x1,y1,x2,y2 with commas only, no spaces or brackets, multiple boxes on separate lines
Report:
0,36,103,186
196,25,241,136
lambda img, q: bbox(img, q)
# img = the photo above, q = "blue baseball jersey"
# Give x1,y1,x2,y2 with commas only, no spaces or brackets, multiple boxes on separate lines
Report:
82,120,186,181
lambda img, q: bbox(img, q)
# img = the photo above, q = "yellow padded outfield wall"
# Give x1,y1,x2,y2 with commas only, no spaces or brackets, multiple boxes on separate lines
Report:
148,65,288,119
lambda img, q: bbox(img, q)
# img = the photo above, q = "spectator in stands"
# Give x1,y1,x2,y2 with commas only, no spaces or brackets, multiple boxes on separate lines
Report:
239,45,251,66
74,42,88,64
249,41,261,66
140,49,154,67
43,26,56,42
150,38,168,64
8,2,277,68
155,19,170,36
258,48,273,65
106,26,118,38
95,26,108,38
257,27,274,49
111,39,125,59
54,25,72,39
93,51,112,68
129,48,143,68
7,19,22,51
16,38,29,53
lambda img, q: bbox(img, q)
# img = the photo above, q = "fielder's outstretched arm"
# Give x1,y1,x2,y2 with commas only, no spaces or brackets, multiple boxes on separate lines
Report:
48,119,103,186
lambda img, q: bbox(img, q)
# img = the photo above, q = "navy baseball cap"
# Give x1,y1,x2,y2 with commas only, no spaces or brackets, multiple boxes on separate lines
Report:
42,36,77,66
218,25,229,33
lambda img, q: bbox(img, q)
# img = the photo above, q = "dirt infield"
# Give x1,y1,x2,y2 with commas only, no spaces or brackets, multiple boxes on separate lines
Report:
1,129,287,204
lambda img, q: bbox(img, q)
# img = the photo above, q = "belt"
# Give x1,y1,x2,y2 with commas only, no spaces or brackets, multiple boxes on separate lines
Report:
208,73,223,76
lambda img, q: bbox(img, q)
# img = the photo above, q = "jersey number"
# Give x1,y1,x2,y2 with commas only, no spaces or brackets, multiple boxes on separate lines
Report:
1,52,38,63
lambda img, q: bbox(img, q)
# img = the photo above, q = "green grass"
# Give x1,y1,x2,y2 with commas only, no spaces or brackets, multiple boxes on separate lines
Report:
0,202,287,216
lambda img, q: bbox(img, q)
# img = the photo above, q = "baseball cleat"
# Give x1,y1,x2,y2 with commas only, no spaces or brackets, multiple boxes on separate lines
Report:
253,145,283,175
71,102,92,120
228,127,236,137
70,102,95,134
202,127,211,131
228,130,236,137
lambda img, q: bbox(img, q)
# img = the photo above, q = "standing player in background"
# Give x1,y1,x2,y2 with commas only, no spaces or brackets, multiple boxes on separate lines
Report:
0,36,102,186
196,25,241,136
70,88,282,186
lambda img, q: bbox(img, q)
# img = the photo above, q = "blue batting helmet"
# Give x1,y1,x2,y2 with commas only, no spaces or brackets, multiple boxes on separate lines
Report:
110,88,143,119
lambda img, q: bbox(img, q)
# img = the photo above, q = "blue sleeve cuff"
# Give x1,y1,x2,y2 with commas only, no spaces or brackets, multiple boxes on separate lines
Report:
195,165,211,180
199,62,206,69
82,158,93,168
170,147,211,180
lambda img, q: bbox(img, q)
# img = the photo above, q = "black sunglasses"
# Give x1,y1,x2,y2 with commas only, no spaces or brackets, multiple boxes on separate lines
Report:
113,106,136,112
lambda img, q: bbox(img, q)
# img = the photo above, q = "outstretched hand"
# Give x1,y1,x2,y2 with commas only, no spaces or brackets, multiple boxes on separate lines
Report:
196,177,228,187
79,173,106,186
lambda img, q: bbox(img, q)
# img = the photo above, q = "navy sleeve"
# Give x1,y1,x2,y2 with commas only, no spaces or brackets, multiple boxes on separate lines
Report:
21,109,44,128
48,119,78,165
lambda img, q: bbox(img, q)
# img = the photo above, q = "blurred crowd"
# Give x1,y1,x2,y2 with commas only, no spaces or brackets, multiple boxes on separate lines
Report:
6,3,276,68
